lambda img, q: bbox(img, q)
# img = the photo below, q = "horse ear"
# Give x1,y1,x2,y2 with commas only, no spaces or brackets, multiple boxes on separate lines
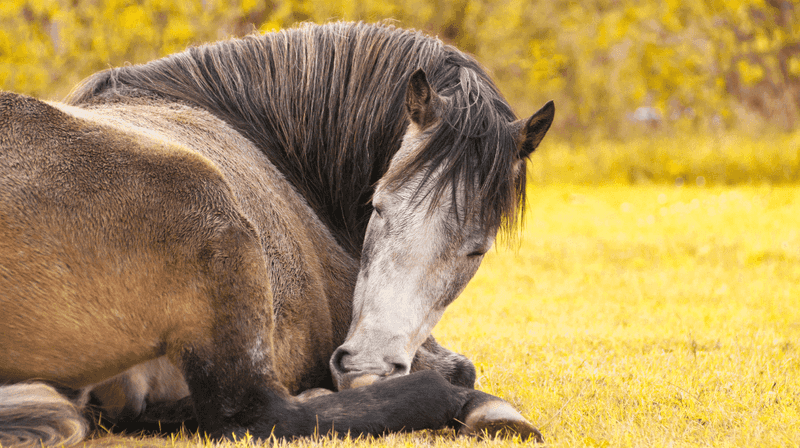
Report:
405,69,438,128
516,100,555,159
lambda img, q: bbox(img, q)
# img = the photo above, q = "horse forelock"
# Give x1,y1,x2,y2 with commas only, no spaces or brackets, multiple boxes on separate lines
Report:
383,51,525,240
65,21,523,252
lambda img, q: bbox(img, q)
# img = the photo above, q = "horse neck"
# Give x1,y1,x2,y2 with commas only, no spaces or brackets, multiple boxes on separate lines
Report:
236,28,428,256
68,23,441,256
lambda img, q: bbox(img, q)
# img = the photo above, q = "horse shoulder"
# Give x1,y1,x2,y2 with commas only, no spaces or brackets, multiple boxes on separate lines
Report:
0,95,266,388
81,102,352,393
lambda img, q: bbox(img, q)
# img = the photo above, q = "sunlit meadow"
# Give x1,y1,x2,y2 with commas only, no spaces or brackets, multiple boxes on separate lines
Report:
3,1,798,446
82,183,800,447
437,184,800,447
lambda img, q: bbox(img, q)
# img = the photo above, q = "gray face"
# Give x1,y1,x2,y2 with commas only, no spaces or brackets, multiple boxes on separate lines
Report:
330,125,497,390
328,65,555,391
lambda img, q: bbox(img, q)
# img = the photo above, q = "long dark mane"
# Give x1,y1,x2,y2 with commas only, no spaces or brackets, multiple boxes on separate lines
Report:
67,22,524,255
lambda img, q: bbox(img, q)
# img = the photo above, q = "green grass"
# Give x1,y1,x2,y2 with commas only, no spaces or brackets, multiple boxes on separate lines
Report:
86,184,800,447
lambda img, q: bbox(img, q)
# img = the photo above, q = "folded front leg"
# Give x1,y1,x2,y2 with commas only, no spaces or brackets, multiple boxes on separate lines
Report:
412,336,477,389
297,370,542,442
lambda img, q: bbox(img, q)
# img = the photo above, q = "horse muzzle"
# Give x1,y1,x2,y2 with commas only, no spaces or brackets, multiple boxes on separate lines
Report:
329,344,412,390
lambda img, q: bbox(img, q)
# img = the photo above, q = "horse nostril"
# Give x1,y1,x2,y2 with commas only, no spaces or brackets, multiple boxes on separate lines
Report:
330,347,352,375
386,360,409,377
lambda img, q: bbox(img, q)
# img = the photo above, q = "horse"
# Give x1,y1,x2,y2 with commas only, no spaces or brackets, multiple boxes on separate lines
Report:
0,21,554,446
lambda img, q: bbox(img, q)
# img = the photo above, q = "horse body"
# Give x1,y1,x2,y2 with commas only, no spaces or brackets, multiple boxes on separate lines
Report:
64,98,353,392
0,22,553,446
1,93,343,388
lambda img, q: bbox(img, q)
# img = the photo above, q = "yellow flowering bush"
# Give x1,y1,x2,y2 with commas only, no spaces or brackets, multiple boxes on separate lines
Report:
1,0,797,179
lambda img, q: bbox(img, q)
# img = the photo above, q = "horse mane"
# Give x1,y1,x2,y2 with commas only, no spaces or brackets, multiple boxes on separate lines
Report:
67,21,524,255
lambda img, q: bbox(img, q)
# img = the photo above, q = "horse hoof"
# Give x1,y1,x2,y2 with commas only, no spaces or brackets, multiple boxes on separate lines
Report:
458,401,544,443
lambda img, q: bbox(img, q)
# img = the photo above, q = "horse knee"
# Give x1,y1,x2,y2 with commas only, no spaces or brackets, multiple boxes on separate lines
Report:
412,336,476,389
438,351,476,389
88,357,189,422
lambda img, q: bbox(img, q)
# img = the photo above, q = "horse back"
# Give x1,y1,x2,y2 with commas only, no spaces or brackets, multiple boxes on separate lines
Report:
0,91,248,387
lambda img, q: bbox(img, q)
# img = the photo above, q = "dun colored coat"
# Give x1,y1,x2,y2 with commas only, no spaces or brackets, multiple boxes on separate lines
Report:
0,22,554,446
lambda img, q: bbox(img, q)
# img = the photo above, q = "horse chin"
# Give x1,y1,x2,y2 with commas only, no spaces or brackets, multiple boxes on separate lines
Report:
334,373,383,391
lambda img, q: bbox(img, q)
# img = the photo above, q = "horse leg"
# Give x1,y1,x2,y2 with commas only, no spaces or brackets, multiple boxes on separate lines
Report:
82,357,192,434
166,222,305,439
454,384,544,442
109,324,475,426
168,223,538,441
410,339,542,440
411,336,476,389
87,357,189,423
299,370,543,442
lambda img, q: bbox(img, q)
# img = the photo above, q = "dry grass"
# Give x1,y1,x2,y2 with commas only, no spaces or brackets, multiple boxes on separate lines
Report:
527,132,800,185
439,184,800,447
84,183,800,447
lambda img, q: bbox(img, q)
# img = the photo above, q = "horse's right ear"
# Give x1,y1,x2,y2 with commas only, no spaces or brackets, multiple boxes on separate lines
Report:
405,69,438,129
516,100,555,159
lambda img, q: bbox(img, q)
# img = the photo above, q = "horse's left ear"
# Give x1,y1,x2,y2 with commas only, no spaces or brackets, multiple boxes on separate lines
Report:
515,100,555,159
405,69,439,129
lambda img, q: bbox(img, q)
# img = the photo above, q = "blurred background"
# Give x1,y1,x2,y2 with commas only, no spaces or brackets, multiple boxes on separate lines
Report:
2,0,798,183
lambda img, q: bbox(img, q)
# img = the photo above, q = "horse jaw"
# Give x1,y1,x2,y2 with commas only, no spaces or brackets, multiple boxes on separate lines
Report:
329,144,491,391
329,238,451,390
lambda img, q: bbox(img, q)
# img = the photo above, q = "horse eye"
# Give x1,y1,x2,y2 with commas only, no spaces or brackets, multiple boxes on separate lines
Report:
467,250,486,258
373,205,383,217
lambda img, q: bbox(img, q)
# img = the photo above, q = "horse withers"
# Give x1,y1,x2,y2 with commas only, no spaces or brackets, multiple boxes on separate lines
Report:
0,22,554,446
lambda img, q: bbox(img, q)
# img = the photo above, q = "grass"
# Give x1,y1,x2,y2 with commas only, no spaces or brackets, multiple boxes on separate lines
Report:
436,184,800,447
526,132,800,185
85,182,800,447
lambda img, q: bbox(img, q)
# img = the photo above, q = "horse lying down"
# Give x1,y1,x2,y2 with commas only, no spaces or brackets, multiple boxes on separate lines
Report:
0,21,554,446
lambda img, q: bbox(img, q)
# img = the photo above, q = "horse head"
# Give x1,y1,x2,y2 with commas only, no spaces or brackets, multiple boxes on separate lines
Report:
331,68,555,390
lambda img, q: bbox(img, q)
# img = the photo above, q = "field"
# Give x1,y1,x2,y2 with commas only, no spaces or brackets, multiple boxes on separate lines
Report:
438,184,800,447
87,183,800,448
3,1,798,446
